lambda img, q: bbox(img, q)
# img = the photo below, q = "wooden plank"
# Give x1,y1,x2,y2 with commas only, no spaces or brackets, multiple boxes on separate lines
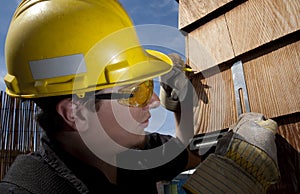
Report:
243,40,300,118
187,15,234,72
178,0,234,30
226,0,300,56
192,67,237,134
183,0,300,71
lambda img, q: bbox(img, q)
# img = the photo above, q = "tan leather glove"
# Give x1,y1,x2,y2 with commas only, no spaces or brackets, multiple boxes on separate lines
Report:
159,53,191,112
184,112,280,194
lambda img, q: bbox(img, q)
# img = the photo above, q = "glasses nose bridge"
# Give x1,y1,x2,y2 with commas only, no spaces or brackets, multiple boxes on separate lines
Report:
147,92,160,109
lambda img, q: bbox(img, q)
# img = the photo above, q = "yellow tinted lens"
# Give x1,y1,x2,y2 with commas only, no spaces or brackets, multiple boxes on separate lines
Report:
119,80,153,107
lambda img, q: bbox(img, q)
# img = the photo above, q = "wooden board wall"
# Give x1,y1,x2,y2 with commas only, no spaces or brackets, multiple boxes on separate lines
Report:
184,0,300,72
191,39,300,133
186,15,234,71
226,0,300,56
244,40,300,119
191,67,237,134
178,0,236,29
181,0,300,129
178,0,300,192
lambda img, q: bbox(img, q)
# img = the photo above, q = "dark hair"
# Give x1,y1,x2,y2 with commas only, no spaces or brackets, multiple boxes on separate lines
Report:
33,95,72,137
33,93,101,137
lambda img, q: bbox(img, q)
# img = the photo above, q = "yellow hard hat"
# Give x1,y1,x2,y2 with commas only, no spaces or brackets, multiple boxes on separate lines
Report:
4,0,173,98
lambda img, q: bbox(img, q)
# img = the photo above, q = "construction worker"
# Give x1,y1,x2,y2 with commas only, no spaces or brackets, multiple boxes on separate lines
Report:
0,0,279,194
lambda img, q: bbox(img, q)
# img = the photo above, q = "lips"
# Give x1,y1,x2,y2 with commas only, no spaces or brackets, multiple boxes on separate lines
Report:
139,116,151,128
142,118,150,125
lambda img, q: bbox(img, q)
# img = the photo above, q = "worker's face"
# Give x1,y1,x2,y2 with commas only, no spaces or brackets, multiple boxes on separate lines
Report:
77,82,160,158
96,88,160,149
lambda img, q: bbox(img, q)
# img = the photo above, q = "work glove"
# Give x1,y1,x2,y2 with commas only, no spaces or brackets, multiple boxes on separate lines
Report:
183,112,280,194
159,53,193,112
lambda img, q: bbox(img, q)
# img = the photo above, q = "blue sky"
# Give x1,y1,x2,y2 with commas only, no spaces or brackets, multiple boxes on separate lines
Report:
0,0,184,135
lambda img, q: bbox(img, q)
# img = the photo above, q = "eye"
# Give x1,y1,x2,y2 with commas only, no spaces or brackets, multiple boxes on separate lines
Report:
128,92,135,98
130,88,139,96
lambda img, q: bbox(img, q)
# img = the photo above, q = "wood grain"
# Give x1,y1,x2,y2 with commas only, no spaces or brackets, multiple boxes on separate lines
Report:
178,0,300,192
243,40,300,118
192,67,237,134
183,0,300,71
178,0,234,29
187,15,234,72
226,0,300,56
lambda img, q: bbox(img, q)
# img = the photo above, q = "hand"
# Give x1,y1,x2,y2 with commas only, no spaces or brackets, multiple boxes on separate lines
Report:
216,113,280,191
159,53,190,112
184,113,280,194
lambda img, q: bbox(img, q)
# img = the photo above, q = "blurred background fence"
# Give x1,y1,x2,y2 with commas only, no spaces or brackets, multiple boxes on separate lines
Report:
0,91,42,180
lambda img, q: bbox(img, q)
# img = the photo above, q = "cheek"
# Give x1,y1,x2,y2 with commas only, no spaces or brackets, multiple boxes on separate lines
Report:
98,102,135,129
97,101,146,147
107,101,143,129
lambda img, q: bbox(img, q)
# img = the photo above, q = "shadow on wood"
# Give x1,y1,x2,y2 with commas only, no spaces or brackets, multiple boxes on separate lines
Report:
267,115,300,194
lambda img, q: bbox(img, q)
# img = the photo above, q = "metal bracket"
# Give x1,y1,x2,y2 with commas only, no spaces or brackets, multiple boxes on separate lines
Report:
189,129,228,153
231,61,251,116
189,61,251,155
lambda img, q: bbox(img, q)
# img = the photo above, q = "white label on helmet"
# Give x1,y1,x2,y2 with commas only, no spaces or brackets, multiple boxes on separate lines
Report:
29,54,87,80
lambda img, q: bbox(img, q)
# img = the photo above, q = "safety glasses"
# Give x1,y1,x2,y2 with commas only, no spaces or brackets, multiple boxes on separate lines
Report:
95,80,154,107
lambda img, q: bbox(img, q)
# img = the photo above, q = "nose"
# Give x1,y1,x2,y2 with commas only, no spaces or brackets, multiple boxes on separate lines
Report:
144,92,160,110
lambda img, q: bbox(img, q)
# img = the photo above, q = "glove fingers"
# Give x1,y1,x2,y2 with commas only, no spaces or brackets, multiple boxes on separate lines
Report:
230,112,266,131
159,53,194,112
170,90,178,100
159,89,180,111
167,53,185,69
232,113,278,144
256,119,277,134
